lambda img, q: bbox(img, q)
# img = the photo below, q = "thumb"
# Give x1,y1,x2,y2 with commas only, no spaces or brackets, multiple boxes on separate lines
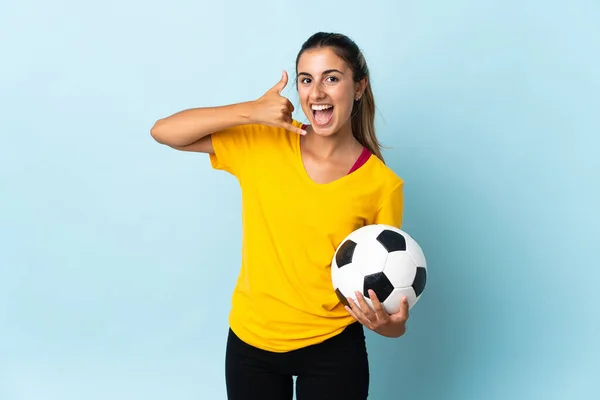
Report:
394,297,409,318
271,70,288,94
401,297,410,316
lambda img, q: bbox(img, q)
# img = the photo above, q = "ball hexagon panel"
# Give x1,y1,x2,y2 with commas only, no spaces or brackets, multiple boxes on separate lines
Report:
383,251,417,288
351,236,388,276
345,224,385,244
332,264,364,308
404,230,427,269
384,287,418,314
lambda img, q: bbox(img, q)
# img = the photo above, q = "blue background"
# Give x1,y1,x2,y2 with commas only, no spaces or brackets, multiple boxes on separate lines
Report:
1,0,598,399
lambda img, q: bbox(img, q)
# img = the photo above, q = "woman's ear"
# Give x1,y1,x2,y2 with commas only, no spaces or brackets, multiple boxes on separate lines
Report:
355,77,368,100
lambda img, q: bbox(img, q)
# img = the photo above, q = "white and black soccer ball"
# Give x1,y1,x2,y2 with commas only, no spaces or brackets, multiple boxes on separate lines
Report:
331,224,427,314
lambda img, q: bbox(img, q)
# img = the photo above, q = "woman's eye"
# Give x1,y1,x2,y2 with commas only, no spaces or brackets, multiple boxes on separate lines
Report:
326,76,339,83
301,78,311,84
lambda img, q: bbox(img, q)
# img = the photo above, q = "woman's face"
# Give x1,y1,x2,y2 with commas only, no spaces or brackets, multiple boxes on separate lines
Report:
296,47,365,137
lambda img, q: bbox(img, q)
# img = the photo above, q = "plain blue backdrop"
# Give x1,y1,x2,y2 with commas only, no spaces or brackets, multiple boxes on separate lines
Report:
1,0,598,399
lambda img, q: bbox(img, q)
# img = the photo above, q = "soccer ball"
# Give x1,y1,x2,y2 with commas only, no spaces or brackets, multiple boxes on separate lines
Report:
331,224,427,314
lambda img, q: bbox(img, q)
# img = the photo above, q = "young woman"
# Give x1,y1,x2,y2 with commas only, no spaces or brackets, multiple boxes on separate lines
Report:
151,32,409,400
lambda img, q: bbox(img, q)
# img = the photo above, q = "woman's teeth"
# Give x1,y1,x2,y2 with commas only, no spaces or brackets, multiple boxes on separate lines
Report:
311,104,333,111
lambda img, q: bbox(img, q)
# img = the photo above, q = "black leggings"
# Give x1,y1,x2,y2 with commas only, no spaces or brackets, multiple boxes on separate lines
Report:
225,322,370,400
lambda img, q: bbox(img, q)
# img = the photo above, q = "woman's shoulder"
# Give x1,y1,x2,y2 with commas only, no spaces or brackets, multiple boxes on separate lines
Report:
366,155,404,190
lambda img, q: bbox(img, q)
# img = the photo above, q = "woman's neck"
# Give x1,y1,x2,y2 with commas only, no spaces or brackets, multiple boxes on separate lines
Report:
303,123,362,161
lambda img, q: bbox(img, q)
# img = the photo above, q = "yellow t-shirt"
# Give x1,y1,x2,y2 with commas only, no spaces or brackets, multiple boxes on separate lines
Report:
209,120,404,352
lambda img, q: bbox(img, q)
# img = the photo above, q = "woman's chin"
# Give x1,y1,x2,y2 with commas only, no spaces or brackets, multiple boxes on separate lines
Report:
310,117,336,135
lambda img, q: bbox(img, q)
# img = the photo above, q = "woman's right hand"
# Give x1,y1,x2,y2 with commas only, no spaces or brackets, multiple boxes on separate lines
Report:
251,71,307,135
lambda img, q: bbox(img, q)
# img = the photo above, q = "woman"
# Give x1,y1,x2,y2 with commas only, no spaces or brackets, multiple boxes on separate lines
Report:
151,32,409,400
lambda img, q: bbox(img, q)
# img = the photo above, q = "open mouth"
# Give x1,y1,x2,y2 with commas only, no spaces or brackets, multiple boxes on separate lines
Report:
311,104,334,126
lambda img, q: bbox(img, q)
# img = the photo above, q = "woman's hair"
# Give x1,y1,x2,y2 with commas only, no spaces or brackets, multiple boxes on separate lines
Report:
295,32,384,162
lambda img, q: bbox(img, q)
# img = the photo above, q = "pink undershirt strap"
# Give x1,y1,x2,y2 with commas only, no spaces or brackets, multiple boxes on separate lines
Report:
348,146,372,174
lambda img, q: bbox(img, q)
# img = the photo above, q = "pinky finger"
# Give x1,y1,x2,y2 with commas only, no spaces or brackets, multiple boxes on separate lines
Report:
284,122,306,135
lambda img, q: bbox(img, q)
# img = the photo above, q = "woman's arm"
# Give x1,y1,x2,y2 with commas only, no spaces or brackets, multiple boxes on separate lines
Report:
150,70,306,153
150,102,254,151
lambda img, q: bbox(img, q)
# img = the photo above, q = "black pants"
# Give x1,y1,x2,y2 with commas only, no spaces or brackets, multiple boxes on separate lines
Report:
225,322,370,400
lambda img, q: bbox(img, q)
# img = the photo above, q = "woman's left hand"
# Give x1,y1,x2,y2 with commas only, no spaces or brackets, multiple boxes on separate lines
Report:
345,290,409,338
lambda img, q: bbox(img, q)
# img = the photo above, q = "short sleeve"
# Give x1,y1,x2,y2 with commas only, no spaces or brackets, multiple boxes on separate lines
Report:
209,124,258,177
209,120,304,178
374,181,404,228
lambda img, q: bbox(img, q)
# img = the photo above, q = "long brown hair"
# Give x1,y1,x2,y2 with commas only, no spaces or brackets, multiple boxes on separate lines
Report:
295,32,384,162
